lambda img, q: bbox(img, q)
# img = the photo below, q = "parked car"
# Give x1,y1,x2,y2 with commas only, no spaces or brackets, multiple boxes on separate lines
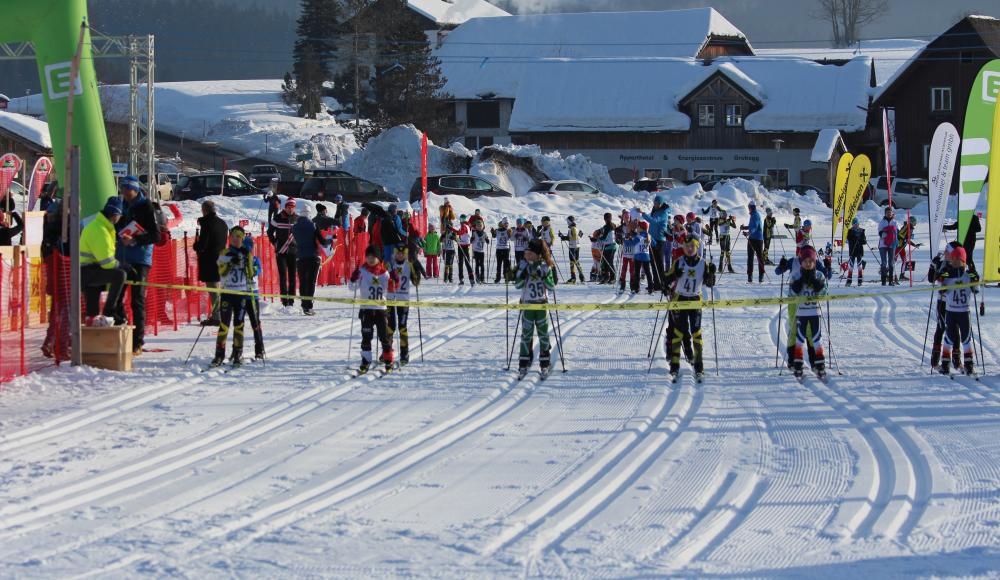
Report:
869,176,929,209
174,171,263,201
787,184,830,206
631,177,684,193
249,164,282,187
138,173,175,201
696,173,776,190
310,169,352,178
528,180,602,198
409,174,512,204
298,175,396,202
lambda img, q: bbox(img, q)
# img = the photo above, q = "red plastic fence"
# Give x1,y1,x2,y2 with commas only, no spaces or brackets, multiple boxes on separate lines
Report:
1,220,378,383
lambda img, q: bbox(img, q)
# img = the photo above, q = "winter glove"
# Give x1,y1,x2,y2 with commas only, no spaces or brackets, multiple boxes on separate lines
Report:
538,264,550,277
778,257,789,271
350,269,360,283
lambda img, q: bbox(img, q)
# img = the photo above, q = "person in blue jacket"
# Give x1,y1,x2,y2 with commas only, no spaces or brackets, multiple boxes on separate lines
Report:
641,194,670,291
739,201,765,284
114,176,161,355
292,214,331,316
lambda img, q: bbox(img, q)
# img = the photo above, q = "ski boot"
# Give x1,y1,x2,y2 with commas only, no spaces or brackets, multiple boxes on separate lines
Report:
846,276,853,287
965,361,977,379
254,349,265,361
793,365,804,381
539,365,551,380
815,363,827,381
231,354,243,368
938,360,951,376
728,265,735,274
358,361,370,376
517,366,529,380
210,354,225,367
694,371,704,384
670,369,680,384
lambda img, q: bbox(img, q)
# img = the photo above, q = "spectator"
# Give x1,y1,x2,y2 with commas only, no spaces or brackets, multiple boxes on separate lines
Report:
80,197,127,327
41,199,69,360
0,194,24,246
333,194,350,230
740,201,765,284
114,177,162,355
292,214,330,316
313,203,337,231
268,198,298,308
439,198,456,226
380,203,406,263
193,200,228,325
944,213,982,275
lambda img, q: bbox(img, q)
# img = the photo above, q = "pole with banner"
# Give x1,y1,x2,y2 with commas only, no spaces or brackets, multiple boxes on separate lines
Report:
959,59,1000,242
927,123,960,261
984,91,1000,283
882,108,894,208
840,154,872,247
421,132,428,234
832,152,853,247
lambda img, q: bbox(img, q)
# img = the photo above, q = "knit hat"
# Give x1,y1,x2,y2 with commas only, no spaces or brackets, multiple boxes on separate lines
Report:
527,238,544,255
123,181,142,193
103,196,123,216
285,198,297,208
316,203,327,213
800,246,817,262
229,225,246,246
365,245,380,258
542,216,550,223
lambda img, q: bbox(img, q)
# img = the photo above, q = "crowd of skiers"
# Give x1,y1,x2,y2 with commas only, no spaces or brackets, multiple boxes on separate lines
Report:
70,184,985,380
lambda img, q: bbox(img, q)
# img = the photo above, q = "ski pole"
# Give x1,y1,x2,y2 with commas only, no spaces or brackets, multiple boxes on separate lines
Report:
973,287,986,374
415,283,424,363
185,324,208,365
485,239,492,283
775,272,784,371
551,287,567,373
647,304,670,374
647,292,666,358
346,285,358,366
825,299,842,375
506,310,523,371
710,281,719,376
920,289,934,367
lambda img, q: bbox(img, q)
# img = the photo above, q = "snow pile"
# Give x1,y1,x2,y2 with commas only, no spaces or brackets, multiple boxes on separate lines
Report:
0,111,51,149
11,80,358,169
481,144,630,196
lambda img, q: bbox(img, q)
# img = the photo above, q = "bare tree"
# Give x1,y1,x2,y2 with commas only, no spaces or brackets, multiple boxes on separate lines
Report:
815,0,889,47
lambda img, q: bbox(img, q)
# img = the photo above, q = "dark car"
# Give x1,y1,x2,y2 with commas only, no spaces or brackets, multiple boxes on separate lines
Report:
310,169,352,178
175,172,263,201
298,176,396,202
249,164,282,187
409,174,512,204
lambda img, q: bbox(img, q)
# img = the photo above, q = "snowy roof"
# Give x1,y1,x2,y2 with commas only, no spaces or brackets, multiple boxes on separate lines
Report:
756,39,925,88
437,8,750,99
810,129,845,162
0,111,51,149
508,56,873,134
0,94,9,102
407,0,509,26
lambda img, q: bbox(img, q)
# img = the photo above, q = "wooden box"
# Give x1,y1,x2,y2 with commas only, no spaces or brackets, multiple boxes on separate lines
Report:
81,325,134,372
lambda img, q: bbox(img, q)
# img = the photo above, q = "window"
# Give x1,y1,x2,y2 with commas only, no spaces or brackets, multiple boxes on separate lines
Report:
725,104,743,126
766,169,789,188
931,87,952,112
698,104,715,127
693,169,714,178
529,182,553,193
472,178,495,191
479,136,494,147
644,168,662,180
556,183,576,192
464,137,478,150
466,101,501,129
923,144,930,170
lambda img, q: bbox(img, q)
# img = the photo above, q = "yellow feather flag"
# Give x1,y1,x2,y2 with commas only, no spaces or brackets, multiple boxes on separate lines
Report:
984,100,1000,282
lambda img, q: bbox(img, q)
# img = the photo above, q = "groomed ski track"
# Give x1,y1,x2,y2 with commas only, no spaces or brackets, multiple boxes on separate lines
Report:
2,240,1000,578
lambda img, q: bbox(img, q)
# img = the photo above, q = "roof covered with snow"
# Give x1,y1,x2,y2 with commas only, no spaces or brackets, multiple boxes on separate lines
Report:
437,8,750,99
407,0,509,26
0,111,51,149
508,56,873,134
756,39,925,88
810,129,845,162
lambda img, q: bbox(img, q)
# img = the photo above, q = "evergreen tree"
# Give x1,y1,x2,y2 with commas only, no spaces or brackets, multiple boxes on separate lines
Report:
355,0,456,146
290,0,340,119
281,72,298,108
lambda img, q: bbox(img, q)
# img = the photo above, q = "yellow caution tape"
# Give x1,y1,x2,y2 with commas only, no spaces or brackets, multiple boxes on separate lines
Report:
127,280,990,312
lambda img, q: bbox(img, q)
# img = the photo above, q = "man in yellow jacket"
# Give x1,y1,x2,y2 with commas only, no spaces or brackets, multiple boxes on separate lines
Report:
80,196,127,326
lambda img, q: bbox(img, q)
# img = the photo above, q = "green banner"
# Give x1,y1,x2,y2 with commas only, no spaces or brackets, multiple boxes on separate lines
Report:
0,0,113,217
958,59,1000,241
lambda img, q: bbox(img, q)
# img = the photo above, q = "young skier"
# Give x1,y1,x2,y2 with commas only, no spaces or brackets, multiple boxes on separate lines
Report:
514,238,556,379
593,213,618,283
442,219,457,283
589,227,603,282
717,210,736,273
513,218,531,266
701,199,720,244
349,245,394,374
471,217,490,284
387,245,425,366
242,233,266,361
423,223,440,279
775,246,829,368
895,215,922,282
928,242,964,371
686,212,703,255
795,219,814,257
454,214,474,286
633,221,654,294
878,206,899,286
660,237,715,382
763,207,777,265
787,246,828,380
845,217,867,286
558,216,584,284
784,207,802,237
670,214,688,266
619,218,638,294
936,245,980,377
492,217,512,283
213,226,252,367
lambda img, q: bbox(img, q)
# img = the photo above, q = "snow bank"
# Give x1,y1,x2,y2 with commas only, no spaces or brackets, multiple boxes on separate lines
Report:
0,111,51,149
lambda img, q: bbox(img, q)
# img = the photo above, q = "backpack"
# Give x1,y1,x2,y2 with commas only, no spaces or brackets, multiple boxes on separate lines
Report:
151,201,170,246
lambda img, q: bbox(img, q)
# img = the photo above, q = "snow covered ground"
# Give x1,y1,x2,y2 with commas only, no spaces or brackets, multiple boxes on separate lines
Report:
1,184,999,577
